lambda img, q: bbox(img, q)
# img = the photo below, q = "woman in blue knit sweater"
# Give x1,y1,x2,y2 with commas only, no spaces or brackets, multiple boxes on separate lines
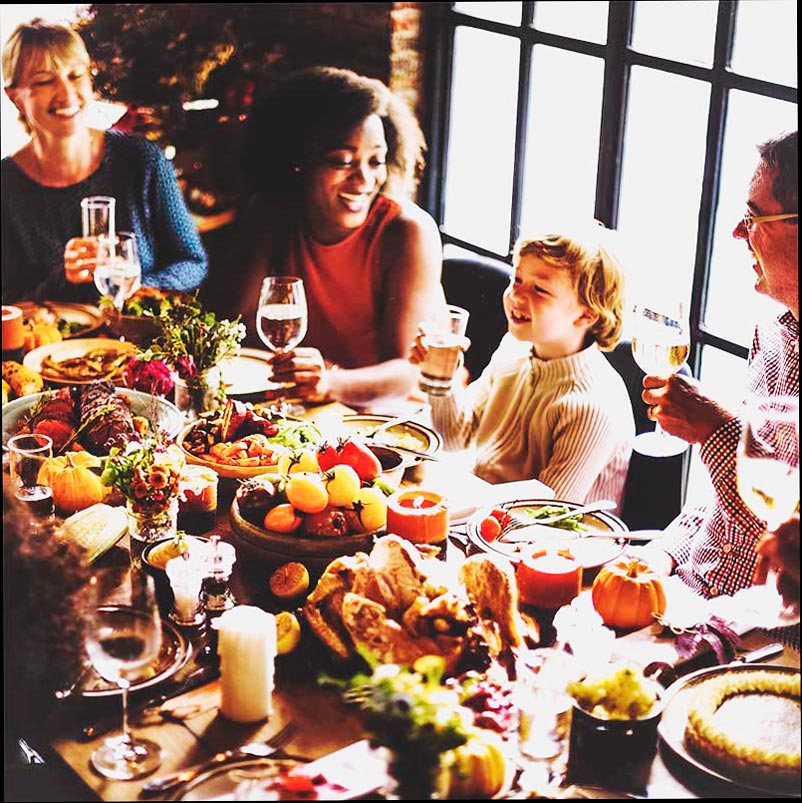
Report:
1,19,207,304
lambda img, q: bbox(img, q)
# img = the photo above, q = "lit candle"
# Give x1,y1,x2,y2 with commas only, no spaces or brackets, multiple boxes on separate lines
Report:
516,547,582,610
2,305,25,352
216,605,276,723
386,488,449,544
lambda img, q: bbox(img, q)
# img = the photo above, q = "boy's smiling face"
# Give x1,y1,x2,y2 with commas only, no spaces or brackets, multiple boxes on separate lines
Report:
504,253,596,359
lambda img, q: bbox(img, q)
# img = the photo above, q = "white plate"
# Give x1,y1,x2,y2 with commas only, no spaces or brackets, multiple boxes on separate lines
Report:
18,301,103,338
219,348,282,398
23,338,136,385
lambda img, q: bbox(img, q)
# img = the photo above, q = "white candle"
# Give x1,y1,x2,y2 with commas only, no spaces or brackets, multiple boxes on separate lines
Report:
165,554,205,625
216,605,276,723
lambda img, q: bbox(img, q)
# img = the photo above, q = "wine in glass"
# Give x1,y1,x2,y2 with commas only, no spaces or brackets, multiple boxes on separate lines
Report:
630,301,690,457
7,433,55,522
84,566,164,780
257,276,308,406
94,232,143,317
736,394,799,627
65,196,116,284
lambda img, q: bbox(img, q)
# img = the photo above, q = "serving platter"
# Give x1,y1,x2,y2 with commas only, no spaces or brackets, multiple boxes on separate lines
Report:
79,617,191,698
23,337,136,385
339,414,443,460
658,663,800,797
466,498,628,570
17,300,103,339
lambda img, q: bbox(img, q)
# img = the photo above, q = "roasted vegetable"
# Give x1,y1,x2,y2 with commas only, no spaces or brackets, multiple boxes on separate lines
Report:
2,361,44,398
2,378,9,405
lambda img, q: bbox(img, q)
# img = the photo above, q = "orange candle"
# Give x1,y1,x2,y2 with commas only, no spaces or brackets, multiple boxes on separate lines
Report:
516,547,582,609
386,488,449,544
2,305,25,351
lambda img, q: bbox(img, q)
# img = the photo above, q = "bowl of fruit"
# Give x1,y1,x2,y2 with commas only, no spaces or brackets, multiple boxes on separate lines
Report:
229,435,395,573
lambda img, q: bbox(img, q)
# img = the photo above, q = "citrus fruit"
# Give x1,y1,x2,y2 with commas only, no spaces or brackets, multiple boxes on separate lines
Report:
275,611,302,655
269,561,310,599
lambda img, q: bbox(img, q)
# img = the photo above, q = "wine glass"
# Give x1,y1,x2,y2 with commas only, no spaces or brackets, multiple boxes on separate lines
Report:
630,301,690,457
84,565,164,780
736,394,799,627
94,232,143,318
64,196,116,284
256,276,308,409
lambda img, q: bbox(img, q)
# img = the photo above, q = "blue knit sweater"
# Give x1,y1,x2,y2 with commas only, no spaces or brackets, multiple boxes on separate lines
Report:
1,130,207,304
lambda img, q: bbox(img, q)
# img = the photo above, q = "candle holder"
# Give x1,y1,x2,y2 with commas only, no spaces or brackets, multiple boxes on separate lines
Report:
165,554,206,627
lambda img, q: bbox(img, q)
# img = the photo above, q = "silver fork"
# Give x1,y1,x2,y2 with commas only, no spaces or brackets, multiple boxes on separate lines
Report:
498,499,617,540
139,721,296,796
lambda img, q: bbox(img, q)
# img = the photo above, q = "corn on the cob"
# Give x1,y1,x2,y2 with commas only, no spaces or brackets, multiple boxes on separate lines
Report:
2,361,44,398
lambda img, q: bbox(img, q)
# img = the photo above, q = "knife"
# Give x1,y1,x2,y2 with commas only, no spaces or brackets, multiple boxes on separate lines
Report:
78,665,219,741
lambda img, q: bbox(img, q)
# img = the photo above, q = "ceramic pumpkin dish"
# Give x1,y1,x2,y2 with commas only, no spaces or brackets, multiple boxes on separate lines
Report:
591,557,667,630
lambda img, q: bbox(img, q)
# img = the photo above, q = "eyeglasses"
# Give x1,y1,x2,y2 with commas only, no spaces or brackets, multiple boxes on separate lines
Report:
742,210,798,229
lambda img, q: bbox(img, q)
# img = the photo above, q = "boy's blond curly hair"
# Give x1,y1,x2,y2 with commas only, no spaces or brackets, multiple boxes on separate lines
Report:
513,221,626,351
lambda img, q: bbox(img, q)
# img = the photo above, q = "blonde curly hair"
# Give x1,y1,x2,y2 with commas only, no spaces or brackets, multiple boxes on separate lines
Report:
512,221,627,351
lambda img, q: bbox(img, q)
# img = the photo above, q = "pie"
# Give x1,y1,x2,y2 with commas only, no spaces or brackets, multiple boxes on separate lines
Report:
684,670,800,786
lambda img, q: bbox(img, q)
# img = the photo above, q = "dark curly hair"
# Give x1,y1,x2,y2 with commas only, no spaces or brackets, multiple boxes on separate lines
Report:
241,66,426,202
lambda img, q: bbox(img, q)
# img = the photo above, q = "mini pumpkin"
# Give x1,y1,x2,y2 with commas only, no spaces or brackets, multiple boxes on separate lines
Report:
38,452,106,514
439,730,508,799
591,557,667,630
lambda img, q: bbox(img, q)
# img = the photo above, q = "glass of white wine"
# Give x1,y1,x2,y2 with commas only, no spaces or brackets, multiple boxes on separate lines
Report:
94,232,142,318
84,565,164,780
630,301,690,457
736,394,799,627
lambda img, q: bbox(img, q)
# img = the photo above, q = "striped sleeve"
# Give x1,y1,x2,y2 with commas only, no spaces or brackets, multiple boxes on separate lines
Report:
428,369,492,451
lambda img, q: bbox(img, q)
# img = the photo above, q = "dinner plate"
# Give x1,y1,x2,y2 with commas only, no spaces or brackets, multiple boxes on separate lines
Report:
339,414,443,459
23,337,136,385
17,301,103,339
218,348,282,399
79,617,191,698
658,663,800,797
466,498,628,570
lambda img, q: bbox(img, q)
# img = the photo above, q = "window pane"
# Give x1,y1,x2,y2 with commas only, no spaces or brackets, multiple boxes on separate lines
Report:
454,2,522,26
631,1,717,67
444,27,519,255
532,1,608,44
618,68,709,306
704,91,797,347
731,0,797,87
519,46,603,232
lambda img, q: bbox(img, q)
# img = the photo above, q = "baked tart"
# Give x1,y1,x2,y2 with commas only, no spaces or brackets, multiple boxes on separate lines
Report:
684,670,800,786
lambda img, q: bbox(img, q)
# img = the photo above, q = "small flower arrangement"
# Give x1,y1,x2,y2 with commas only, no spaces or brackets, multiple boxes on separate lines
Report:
123,351,175,398
101,437,185,512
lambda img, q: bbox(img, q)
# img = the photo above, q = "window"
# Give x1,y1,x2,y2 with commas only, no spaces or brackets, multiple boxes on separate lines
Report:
431,0,797,506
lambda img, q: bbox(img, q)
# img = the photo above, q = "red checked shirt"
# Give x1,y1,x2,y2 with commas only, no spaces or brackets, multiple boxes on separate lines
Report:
661,311,799,605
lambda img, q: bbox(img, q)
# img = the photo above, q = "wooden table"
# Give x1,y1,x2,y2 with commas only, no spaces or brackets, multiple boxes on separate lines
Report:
26,404,802,800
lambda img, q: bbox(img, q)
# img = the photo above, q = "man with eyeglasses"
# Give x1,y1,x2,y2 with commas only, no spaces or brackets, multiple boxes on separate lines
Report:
639,130,798,642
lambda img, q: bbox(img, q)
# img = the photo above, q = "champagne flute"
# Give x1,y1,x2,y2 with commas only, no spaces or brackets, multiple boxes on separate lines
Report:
94,232,143,320
64,196,116,284
736,394,799,627
256,276,308,408
84,566,164,780
630,301,690,457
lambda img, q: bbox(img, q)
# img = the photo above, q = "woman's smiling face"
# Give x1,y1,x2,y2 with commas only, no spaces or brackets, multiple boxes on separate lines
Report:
303,113,388,243
504,253,594,358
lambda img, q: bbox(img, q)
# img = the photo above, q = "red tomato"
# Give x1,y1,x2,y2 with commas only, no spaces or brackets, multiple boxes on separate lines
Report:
338,438,382,481
479,516,502,542
489,507,512,527
316,442,340,472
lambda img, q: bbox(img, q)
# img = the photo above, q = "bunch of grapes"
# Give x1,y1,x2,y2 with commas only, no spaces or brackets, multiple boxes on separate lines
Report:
451,672,517,734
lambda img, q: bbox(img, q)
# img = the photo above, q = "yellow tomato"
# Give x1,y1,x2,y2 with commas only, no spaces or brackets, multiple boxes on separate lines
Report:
263,504,302,533
277,449,320,475
323,464,361,507
285,472,329,514
350,486,388,532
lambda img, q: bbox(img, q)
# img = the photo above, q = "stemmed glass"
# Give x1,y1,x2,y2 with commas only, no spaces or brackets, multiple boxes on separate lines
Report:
630,301,690,457
736,394,800,627
64,196,116,284
94,232,143,320
84,566,164,780
256,276,308,407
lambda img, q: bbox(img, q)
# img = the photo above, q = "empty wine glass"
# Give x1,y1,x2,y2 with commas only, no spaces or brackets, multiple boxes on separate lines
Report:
256,276,308,408
85,565,164,780
630,301,690,458
94,232,142,317
737,394,799,627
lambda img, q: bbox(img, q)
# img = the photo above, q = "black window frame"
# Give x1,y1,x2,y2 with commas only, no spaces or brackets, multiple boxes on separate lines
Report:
425,0,798,378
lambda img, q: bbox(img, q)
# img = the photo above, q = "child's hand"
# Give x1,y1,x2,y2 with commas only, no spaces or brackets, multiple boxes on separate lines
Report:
408,326,429,365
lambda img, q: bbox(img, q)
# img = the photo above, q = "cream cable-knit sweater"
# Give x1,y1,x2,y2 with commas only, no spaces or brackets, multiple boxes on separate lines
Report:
429,334,635,512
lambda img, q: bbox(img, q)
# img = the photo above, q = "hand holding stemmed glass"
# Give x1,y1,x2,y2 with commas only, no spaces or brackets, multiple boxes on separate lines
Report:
84,565,164,780
630,300,690,457
64,196,116,285
736,394,800,627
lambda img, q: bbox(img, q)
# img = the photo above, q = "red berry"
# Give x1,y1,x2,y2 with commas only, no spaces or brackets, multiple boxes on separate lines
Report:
479,516,502,542
489,507,512,527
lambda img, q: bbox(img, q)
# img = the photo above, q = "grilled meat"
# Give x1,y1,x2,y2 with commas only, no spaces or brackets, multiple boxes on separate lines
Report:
29,388,77,452
78,381,136,454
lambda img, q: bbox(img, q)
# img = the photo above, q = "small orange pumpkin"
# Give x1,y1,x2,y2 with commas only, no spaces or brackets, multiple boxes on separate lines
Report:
38,452,106,514
591,558,666,630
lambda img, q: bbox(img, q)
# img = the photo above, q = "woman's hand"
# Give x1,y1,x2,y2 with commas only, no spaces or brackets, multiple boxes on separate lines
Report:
266,347,335,403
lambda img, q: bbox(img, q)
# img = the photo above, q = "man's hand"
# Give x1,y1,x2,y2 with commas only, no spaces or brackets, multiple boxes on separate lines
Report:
642,374,735,444
755,513,800,607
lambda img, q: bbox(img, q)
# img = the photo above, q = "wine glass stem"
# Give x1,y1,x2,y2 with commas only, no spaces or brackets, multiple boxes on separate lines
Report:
120,682,132,746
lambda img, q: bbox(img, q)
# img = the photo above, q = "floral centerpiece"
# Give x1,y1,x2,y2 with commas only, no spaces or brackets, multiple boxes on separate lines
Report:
151,293,245,419
324,654,473,799
101,437,186,543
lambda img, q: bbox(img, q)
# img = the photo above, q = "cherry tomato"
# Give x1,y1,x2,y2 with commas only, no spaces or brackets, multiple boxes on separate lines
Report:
285,472,329,514
338,438,381,481
349,487,388,532
479,516,502,542
323,464,361,507
304,506,351,537
277,449,320,475
316,442,340,472
489,507,512,527
263,504,302,533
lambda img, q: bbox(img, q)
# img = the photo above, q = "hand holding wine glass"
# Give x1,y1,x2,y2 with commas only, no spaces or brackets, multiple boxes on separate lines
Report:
631,300,690,457
84,566,164,780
